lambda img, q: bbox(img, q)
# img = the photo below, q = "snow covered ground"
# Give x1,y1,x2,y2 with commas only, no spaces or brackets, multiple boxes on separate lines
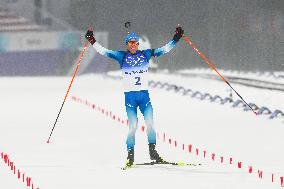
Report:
178,68,284,84
0,72,283,189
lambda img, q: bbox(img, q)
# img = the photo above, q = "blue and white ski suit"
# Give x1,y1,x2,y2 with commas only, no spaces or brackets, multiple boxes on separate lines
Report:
92,39,177,150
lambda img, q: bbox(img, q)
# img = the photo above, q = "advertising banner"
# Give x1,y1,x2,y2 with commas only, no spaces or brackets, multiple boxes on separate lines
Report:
0,31,82,52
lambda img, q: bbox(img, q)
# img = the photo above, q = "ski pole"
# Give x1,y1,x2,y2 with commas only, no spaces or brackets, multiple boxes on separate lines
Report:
182,34,257,116
47,40,89,143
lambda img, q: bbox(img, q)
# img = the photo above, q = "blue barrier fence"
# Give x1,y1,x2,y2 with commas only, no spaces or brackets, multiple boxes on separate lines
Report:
106,74,284,121
148,80,284,120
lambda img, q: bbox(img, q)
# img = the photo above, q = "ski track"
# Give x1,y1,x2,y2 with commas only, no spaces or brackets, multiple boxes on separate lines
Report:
0,74,283,189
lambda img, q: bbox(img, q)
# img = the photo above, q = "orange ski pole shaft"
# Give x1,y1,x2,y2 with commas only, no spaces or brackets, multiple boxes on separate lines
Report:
47,40,89,143
182,35,257,116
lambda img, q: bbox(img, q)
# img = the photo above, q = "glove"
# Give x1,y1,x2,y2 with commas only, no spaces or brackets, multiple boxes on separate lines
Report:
173,26,184,42
85,29,96,45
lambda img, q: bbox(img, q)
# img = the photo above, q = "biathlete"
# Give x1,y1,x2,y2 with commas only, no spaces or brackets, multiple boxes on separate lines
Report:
85,26,184,167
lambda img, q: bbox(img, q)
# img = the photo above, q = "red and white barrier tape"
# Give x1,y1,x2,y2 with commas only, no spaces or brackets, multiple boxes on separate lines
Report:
72,95,284,187
0,152,40,189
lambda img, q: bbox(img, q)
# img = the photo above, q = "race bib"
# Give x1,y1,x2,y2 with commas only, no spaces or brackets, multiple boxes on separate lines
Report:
121,51,149,92
122,68,149,92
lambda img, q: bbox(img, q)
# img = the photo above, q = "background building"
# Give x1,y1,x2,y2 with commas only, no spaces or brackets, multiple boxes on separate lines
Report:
0,0,283,75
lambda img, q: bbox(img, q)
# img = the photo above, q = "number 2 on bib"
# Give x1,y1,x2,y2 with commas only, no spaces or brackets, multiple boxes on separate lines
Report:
135,77,141,85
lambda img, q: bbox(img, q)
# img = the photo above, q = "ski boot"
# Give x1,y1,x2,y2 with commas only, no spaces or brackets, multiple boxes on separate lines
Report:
125,148,134,167
149,144,164,163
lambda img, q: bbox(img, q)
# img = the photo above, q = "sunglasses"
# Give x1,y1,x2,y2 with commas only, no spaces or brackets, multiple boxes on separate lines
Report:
128,41,139,45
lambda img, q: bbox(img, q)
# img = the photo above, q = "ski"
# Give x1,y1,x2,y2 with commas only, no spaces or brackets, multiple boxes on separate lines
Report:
121,165,132,170
121,161,201,170
135,161,201,166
